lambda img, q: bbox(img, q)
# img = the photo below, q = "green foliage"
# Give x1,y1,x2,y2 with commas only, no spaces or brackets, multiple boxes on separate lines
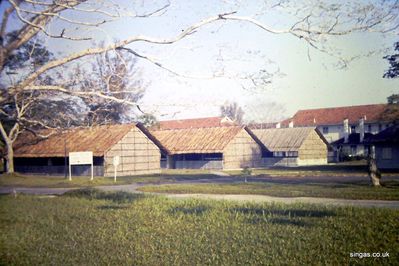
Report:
383,42,399,78
137,113,158,127
63,188,145,203
0,194,398,265
2,31,53,72
241,167,252,183
387,94,399,104
241,166,252,176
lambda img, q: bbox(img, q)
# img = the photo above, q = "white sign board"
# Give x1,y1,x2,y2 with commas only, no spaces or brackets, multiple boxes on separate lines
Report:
69,151,93,181
69,151,93,165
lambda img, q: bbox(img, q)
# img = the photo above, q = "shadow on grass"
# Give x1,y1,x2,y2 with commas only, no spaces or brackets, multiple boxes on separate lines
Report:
231,207,335,218
270,164,368,173
168,205,211,216
269,217,309,227
381,180,399,189
162,174,223,182
246,216,310,227
334,180,399,189
97,205,129,210
63,188,145,203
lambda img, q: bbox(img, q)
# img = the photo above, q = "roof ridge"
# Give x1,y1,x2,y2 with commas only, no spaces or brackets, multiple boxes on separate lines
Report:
297,103,387,112
159,116,222,122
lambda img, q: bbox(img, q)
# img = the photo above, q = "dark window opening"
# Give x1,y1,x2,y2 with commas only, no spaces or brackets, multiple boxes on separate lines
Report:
262,150,273,158
175,153,222,161
287,151,298,157
15,156,104,166
273,151,286,157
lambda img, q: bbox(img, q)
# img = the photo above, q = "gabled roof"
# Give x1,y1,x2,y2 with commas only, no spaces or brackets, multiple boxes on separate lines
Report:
14,124,150,157
247,122,279,129
282,104,388,126
251,127,327,152
365,124,399,143
153,116,235,130
150,126,244,154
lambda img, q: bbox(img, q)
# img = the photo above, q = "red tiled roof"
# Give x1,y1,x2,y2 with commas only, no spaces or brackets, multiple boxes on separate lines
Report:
282,104,388,126
153,117,235,130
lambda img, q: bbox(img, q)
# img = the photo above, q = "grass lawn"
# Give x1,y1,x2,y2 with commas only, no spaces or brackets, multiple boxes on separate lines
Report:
226,164,369,177
225,162,398,177
0,189,397,265
138,180,399,200
0,170,220,188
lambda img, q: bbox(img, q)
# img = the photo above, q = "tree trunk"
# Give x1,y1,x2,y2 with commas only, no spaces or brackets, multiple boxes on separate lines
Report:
6,142,14,174
368,157,381,187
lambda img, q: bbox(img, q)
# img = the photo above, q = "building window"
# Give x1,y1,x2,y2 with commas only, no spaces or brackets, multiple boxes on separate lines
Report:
287,151,298,157
382,148,392,160
378,124,382,132
273,151,285,157
367,124,372,133
322,126,329,134
351,125,356,133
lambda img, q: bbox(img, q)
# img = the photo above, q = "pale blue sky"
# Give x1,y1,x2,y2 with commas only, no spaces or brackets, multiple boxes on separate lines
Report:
3,0,399,122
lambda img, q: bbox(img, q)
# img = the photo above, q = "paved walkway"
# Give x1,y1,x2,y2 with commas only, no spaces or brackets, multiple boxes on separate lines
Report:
162,193,399,209
1,183,398,209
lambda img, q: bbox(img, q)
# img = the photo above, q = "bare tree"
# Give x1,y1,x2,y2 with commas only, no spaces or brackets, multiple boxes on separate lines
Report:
65,48,147,125
221,102,244,125
0,0,398,173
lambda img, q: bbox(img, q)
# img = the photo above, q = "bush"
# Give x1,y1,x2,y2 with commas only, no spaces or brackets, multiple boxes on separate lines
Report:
241,167,252,176
241,167,252,183
63,188,144,203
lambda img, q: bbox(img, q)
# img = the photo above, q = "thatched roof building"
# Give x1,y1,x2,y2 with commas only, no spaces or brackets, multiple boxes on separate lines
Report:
13,124,161,176
251,127,329,166
150,126,263,170
15,124,133,157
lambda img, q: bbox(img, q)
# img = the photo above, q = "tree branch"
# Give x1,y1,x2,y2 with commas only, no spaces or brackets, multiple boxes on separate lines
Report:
23,85,140,107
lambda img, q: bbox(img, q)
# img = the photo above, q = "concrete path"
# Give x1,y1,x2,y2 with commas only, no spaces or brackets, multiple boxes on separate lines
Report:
162,193,399,209
0,186,74,195
1,183,398,209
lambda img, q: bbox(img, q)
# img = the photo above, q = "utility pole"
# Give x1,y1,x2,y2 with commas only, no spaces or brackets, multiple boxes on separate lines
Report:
64,136,67,179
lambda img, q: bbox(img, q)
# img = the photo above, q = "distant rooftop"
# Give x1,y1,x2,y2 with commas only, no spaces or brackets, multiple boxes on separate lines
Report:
281,104,389,126
153,116,235,130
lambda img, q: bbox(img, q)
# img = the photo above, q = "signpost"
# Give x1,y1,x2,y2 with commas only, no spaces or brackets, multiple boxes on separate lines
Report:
69,151,93,181
113,156,120,182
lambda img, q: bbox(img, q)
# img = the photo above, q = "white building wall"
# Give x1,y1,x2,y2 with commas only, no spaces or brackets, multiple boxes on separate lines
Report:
317,125,342,143
316,122,389,143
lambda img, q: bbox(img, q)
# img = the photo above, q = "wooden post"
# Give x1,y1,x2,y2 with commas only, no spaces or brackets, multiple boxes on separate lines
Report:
113,156,119,182
91,161,94,181
69,163,72,181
